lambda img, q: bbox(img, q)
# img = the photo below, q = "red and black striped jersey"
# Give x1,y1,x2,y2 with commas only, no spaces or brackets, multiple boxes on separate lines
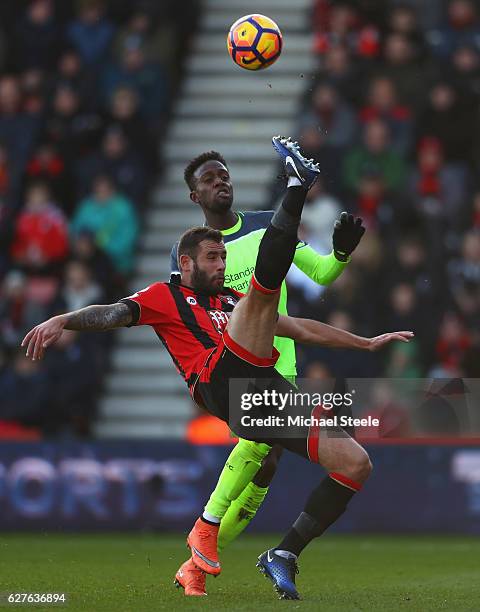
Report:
120,280,243,395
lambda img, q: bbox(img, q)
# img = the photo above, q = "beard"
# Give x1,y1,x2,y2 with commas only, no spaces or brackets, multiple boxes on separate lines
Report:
191,261,223,295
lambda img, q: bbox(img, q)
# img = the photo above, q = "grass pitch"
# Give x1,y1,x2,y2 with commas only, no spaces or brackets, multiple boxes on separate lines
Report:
1,533,480,611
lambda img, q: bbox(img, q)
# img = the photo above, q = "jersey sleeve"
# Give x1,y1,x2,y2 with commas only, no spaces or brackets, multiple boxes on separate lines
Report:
293,243,349,286
170,242,180,273
119,282,169,327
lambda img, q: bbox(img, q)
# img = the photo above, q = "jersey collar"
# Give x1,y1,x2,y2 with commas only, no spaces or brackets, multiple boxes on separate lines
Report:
204,211,243,236
221,211,243,236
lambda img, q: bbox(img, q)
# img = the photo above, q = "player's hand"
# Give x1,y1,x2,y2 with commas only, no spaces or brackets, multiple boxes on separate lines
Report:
367,331,414,352
332,212,365,261
21,315,67,361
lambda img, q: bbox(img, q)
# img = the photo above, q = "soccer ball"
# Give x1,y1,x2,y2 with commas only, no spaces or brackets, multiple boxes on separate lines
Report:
227,14,282,71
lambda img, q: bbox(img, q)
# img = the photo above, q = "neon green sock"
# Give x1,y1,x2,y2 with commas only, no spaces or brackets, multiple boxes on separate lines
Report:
204,439,271,520
218,482,269,551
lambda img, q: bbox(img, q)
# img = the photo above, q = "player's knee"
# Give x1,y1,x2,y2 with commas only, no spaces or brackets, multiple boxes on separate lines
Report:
342,448,372,484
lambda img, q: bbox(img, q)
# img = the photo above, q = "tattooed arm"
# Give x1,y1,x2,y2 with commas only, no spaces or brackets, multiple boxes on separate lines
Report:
63,303,133,331
21,303,133,361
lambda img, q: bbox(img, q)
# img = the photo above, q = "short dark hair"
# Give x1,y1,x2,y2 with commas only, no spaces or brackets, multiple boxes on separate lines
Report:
184,151,228,191
177,226,224,267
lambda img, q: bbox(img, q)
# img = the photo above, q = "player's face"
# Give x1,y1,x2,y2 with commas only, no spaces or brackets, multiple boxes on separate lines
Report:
191,240,227,295
191,160,233,213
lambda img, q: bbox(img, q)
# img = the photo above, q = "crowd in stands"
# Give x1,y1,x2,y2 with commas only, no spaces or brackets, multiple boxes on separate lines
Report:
0,0,199,437
283,0,480,387
2,0,479,441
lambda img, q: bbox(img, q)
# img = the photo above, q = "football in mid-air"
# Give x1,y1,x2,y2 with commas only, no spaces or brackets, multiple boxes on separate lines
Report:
227,14,282,71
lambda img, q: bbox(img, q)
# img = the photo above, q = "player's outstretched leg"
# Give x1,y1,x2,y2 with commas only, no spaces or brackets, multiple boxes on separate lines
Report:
186,439,271,575
257,428,372,600
174,558,207,596
226,136,320,358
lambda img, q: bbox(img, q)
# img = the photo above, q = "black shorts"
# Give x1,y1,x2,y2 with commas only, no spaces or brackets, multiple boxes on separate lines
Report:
195,331,310,452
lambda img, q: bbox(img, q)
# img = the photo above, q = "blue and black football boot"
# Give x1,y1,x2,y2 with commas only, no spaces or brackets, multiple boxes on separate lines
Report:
256,548,300,600
272,135,321,190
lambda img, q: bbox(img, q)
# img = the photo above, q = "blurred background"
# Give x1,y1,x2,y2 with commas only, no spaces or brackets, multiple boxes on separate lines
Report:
0,0,480,533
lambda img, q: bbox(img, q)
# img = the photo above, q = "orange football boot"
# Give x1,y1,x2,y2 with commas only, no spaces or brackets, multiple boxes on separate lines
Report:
186,518,221,575
174,558,207,596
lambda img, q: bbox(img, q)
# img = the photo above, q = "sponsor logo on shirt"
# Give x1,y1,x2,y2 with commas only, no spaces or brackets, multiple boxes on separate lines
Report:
225,266,255,285
219,295,237,306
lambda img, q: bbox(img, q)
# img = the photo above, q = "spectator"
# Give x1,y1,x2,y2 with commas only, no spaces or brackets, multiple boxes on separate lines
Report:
105,86,157,169
0,270,48,348
417,81,475,162
70,231,122,300
303,360,333,380
101,43,168,120
112,8,175,70
298,310,377,377
298,178,342,243
44,329,101,436
10,182,68,274
348,170,401,230
315,45,364,106
75,125,147,202
297,126,344,194
359,76,412,153
384,281,436,371
70,174,138,275
20,68,47,117
387,4,426,52
67,0,114,67
357,381,412,438
0,76,40,195
42,83,103,165
13,0,62,71
52,259,104,313
448,231,480,319
52,48,98,109
26,142,74,214
387,282,419,331
343,119,406,194
390,235,436,290
428,0,480,59
378,33,427,110
0,349,49,428
408,137,469,226
298,82,357,149
313,3,380,59
435,312,471,374
450,44,480,98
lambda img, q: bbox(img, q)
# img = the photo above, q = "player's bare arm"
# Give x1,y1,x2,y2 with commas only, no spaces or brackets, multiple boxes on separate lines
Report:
275,315,414,352
21,303,133,361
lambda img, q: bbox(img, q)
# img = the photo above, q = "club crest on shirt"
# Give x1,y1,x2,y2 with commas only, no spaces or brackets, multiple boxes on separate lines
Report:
186,296,197,306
